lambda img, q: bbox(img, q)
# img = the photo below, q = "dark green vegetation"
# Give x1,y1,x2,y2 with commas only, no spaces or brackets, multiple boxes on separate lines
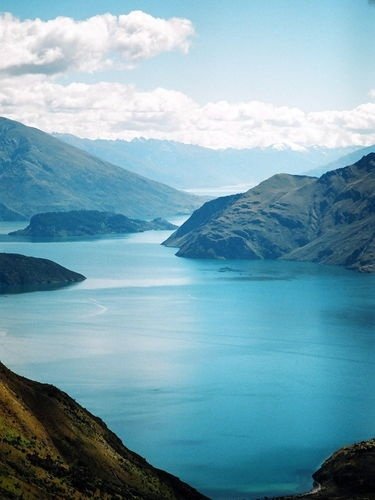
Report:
0,363,206,499
10,210,177,238
0,117,199,220
57,133,356,189
0,253,85,293
164,154,375,272
279,439,375,499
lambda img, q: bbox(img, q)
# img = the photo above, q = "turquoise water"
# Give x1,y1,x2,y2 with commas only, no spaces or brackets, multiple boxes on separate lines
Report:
0,221,374,499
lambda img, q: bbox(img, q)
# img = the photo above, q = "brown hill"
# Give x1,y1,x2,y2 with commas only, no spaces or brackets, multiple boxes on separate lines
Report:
0,362,206,499
164,154,375,272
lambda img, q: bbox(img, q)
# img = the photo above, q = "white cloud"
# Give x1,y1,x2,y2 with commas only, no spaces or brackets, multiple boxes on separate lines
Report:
1,75,375,149
0,11,194,75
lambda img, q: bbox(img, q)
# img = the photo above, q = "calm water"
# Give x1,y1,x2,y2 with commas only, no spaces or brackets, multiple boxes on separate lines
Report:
0,221,374,499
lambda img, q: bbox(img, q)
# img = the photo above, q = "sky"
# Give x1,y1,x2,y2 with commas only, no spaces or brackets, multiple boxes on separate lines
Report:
0,0,374,149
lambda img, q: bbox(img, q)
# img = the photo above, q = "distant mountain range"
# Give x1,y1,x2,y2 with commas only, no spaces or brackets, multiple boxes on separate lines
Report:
56,133,358,190
0,118,200,221
164,154,375,273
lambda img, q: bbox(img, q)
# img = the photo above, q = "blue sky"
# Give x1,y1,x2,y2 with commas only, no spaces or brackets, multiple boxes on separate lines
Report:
0,1,374,148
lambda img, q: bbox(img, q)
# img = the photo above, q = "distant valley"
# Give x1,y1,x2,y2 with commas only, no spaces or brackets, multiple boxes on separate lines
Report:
56,133,359,190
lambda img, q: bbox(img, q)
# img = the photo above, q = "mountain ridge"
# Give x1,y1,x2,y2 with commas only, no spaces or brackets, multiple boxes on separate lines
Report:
56,133,356,189
306,143,375,177
0,117,200,220
164,154,375,272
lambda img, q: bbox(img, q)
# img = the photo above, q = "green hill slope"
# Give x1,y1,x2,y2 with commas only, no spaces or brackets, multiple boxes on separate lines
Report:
0,118,199,220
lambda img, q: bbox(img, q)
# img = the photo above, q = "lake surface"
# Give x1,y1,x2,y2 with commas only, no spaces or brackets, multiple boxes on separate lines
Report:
0,221,374,499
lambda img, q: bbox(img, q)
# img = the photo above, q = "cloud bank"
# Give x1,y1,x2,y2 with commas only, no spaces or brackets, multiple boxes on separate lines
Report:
0,11,374,150
0,11,194,75
1,75,375,149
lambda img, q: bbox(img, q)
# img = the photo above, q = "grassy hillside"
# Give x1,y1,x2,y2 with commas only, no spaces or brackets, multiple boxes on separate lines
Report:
164,154,375,272
0,118,199,220
0,362,206,499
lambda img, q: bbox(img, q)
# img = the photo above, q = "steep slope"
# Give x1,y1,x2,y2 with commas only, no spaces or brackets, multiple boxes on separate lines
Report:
164,154,375,272
0,362,206,500
0,117,199,220
164,174,317,259
279,438,375,499
10,210,176,238
0,203,24,221
0,253,85,292
56,134,355,189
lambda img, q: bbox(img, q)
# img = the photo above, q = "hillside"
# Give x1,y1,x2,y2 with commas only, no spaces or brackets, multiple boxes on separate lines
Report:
164,154,375,272
0,253,85,292
0,118,199,220
56,134,355,190
0,362,206,499
279,438,375,499
10,210,176,238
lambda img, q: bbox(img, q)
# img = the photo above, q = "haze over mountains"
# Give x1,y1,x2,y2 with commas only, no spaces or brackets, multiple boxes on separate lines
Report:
0,118,199,221
306,144,375,178
56,134,358,190
164,154,375,273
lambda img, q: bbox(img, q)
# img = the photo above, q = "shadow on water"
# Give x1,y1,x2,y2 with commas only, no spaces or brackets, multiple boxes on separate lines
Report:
0,281,82,295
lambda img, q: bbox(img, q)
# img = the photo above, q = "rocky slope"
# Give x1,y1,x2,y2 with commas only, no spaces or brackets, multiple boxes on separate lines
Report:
279,438,375,499
164,154,375,272
9,210,177,238
0,362,206,499
0,117,199,220
0,253,85,292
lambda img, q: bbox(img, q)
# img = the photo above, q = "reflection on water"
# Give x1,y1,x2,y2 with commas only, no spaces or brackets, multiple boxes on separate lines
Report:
0,222,374,499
